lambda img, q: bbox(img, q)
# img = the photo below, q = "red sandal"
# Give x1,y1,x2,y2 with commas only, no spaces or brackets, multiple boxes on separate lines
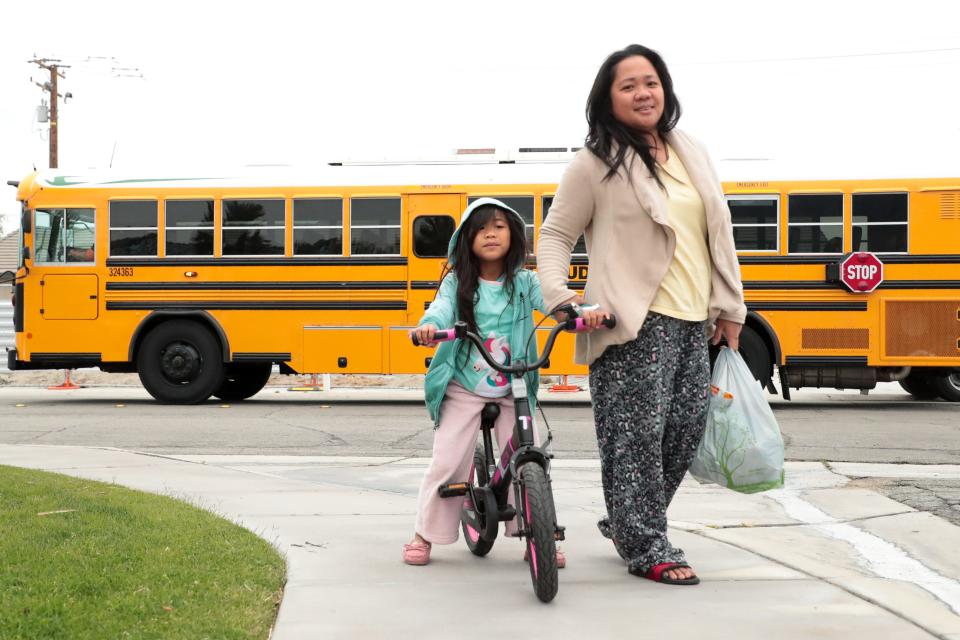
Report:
633,562,700,585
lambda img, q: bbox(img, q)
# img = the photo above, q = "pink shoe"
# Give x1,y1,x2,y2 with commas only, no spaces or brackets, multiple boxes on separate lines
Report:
402,541,431,566
524,547,566,569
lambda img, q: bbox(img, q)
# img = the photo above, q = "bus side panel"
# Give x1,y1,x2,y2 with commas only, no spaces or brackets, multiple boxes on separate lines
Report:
301,327,383,373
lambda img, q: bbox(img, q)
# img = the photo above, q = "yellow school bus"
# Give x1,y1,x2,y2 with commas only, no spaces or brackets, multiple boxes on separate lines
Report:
5,159,960,403
5,159,587,403
725,175,960,401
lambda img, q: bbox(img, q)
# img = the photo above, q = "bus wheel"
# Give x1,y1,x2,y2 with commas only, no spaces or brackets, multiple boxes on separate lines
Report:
137,320,225,404
213,363,272,402
930,371,960,402
737,325,772,386
898,372,939,399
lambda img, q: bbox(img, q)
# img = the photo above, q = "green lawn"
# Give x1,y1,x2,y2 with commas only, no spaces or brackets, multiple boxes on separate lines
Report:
0,465,286,639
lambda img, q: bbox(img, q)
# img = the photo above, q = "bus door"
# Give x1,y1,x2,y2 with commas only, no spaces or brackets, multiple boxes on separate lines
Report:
34,208,99,321
394,193,461,372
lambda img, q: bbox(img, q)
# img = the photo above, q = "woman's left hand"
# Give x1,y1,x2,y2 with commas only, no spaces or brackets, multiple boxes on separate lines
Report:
711,319,742,351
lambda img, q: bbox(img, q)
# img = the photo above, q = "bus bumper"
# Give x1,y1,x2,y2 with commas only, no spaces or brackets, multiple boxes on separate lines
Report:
5,349,66,371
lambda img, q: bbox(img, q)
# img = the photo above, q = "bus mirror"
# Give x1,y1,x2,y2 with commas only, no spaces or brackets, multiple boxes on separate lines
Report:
22,247,30,262
21,208,31,233
0,271,14,285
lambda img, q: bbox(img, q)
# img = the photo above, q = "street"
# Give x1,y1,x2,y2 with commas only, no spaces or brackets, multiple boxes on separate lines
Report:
1,382,958,525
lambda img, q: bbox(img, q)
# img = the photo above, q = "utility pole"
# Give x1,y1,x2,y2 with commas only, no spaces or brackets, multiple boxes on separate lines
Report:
30,58,71,169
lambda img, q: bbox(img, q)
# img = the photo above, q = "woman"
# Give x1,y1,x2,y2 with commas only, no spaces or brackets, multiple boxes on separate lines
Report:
537,44,746,585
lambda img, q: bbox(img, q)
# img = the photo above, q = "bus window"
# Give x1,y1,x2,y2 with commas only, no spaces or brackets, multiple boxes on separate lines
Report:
788,194,843,254
110,200,157,257
294,198,343,255
35,208,96,264
852,193,908,253
223,199,284,256
470,196,534,248
350,197,401,255
541,196,586,255
166,200,214,256
413,215,455,258
726,196,778,252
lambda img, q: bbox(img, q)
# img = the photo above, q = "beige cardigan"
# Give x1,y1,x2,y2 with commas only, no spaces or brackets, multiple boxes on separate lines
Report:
537,129,747,365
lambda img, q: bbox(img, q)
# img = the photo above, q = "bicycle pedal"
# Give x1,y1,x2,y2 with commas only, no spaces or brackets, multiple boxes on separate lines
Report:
497,506,517,521
438,483,469,498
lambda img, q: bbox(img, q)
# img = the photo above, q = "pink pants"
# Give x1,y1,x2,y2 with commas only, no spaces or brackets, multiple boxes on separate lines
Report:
414,382,536,545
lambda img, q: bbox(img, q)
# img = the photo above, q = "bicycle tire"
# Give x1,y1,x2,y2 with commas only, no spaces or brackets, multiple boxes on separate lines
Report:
520,463,558,603
461,445,495,556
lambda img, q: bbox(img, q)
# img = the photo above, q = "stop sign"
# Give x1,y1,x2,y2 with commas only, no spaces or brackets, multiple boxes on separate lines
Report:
838,252,884,293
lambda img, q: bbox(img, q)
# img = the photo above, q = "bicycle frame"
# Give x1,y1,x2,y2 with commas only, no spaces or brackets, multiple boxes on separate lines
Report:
443,316,614,541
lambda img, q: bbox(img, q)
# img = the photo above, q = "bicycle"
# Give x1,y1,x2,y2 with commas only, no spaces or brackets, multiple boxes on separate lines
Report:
413,308,616,602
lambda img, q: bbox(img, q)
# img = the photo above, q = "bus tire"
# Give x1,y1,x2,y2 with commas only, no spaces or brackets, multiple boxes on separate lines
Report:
137,320,225,404
213,363,272,402
930,371,960,402
738,325,772,385
898,372,939,399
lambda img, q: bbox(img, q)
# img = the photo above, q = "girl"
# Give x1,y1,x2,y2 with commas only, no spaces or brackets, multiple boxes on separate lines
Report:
403,197,565,568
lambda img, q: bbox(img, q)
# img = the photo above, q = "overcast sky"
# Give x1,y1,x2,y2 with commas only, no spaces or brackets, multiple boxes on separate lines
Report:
2,0,959,235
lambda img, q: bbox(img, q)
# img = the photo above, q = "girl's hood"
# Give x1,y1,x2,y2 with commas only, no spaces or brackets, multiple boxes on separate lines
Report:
446,197,524,265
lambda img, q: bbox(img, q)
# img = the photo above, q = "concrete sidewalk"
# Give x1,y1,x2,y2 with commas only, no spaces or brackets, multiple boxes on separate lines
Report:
2,445,959,639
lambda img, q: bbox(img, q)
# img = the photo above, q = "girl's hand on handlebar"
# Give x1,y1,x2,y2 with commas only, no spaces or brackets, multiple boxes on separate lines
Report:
410,324,438,347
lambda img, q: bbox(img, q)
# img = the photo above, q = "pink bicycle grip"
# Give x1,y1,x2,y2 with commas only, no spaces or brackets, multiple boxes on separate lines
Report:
411,329,456,346
571,315,617,331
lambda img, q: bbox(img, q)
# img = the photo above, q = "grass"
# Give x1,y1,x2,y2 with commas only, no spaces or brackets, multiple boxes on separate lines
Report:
0,465,286,639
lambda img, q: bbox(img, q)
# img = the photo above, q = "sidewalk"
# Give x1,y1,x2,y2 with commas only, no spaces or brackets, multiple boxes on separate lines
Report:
2,444,959,639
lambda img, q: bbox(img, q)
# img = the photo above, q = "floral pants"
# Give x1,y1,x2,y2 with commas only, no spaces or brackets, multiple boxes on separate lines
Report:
589,312,710,574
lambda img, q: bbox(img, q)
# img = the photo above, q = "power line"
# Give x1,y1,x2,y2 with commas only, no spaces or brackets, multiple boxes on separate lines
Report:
686,46,960,66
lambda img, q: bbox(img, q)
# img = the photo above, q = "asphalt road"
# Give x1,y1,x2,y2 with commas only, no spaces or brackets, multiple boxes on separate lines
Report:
0,384,956,461
1,383,958,524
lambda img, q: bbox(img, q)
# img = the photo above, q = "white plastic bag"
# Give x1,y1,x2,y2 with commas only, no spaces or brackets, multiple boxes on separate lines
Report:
690,348,784,493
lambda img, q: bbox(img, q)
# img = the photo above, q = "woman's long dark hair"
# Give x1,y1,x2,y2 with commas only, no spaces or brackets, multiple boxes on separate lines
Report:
439,204,528,343
585,44,681,187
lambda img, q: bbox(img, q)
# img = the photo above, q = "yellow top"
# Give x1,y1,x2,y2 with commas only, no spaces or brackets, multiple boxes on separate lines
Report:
648,145,712,322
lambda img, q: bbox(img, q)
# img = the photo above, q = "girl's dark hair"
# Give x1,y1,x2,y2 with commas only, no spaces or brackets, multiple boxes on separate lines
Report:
439,204,528,348
585,44,681,187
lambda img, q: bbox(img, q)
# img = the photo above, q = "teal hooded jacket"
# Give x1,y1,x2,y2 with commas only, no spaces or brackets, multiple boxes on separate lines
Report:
418,198,548,426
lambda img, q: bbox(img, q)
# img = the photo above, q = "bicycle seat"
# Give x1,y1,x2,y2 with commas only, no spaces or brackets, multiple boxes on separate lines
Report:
480,402,501,428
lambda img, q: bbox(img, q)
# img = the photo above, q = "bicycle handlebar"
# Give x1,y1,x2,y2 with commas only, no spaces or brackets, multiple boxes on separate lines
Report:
412,315,616,375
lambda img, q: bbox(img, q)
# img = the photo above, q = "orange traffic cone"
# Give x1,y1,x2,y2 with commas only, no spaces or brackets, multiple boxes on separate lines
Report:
549,375,582,393
289,374,324,392
48,370,81,391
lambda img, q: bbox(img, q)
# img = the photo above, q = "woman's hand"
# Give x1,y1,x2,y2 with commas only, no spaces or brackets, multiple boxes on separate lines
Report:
552,296,582,323
711,319,742,351
410,324,438,347
579,306,609,331
554,296,609,332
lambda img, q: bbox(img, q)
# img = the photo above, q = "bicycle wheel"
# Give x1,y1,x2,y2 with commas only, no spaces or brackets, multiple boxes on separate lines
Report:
519,463,558,603
461,445,495,556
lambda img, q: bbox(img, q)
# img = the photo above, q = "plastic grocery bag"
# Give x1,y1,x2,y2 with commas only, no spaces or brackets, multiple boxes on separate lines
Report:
689,348,785,493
